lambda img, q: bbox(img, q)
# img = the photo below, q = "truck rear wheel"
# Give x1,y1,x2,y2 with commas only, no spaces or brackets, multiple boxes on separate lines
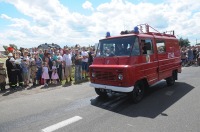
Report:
130,82,145,103
95,88,108,97
166,76,175,86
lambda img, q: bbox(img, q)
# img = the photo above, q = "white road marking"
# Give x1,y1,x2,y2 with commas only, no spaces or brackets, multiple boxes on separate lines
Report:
127,124,134,127
165,91,174,96
41,116,82,132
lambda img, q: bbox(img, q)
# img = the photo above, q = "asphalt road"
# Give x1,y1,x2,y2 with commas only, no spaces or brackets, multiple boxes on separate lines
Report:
0,67,200,132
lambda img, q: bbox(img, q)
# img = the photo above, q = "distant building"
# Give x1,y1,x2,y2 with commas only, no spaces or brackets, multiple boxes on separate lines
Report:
37,43,61,49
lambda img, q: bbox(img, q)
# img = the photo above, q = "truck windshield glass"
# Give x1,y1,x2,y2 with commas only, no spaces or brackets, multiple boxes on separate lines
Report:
96,36,137,57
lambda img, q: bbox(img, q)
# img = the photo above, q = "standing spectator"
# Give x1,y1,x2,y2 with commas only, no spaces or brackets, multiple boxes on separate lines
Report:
39,49,44,60
63,48,72,83
15,51,23,88
23,50,31,83
52,52,57,61
47,53,53,83
51,61,59,84
197,47,200,66
42,62,50,87
187,46,194,66
30,59,37,86
9,57,17,90
74,49,82,82
21,58,29,87
81,47,88,78
6,53,13,87
35,53,43,85
88,47,94,69
43,49,49,60
63,46,67,55
0,61,7,91
56,51,63,82
181,47,187,66
193,47,198,66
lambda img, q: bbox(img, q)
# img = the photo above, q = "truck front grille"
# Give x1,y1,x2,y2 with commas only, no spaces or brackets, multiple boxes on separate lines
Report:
96,71,116,81
94,69,123,81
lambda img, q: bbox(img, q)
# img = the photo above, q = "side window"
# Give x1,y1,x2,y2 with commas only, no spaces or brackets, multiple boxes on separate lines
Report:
156,40,166,54
141,39,153,55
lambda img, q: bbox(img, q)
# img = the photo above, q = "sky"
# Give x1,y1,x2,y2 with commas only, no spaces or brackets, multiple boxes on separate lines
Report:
0,0,200,48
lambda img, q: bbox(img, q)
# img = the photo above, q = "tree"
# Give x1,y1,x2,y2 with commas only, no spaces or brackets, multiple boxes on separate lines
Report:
179,37,190,47
9,44,18,50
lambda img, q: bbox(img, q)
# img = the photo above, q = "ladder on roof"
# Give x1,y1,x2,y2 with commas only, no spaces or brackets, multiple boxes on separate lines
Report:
137,23,175,36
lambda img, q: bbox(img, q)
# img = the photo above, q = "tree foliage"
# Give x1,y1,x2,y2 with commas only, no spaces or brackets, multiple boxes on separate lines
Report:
179,37,190,47
9,44,18,50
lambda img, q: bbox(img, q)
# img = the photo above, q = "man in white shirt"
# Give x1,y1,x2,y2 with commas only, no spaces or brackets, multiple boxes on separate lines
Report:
63,48,72,83
81,47,88,78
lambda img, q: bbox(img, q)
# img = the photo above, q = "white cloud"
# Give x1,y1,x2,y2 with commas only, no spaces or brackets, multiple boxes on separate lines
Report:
0,0,200,48
82,1,94,11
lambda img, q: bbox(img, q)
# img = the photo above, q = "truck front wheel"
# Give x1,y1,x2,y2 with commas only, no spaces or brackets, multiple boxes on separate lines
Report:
95,88,108,97
130,82,145,103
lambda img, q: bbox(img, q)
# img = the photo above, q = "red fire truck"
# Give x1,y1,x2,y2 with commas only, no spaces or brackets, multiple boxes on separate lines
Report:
89,24,181,103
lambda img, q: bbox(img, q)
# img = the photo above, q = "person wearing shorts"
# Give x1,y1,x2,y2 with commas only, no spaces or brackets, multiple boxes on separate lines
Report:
63,49,72,83
81,47,88,79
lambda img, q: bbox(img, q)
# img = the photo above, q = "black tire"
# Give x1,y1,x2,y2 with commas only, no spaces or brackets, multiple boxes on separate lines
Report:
95,88,108,97
130,82,145,103
166,76,175,86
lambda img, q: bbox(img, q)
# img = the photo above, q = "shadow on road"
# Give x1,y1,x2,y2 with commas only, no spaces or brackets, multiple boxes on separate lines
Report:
90,81,194,118
1,86,25,96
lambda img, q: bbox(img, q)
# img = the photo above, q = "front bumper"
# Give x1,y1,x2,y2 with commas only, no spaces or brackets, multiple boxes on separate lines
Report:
90,83,134,93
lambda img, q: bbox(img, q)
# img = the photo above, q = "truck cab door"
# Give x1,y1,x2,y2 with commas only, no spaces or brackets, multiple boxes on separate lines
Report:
139,38,159,85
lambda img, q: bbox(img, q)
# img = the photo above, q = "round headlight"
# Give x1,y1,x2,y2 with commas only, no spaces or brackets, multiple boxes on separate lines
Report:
92,72,96,77
118,74,123,80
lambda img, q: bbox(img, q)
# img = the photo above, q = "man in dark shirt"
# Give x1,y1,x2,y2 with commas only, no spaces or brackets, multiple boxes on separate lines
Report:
88,47,94,66
74,49,82,82
6,53,13,87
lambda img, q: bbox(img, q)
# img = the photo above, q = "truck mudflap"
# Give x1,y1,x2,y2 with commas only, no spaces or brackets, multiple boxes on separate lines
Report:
90,83,134,93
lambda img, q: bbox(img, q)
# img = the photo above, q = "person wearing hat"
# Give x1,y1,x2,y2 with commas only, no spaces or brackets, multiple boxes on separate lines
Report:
9,57,18,90
0,61,7,91
6,53,13,87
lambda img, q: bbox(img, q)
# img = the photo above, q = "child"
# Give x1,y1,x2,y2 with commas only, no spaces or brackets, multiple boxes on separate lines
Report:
30,59,37,86
0,61,7,91
42,62,50,86
51,61,59,84
21,58,29,87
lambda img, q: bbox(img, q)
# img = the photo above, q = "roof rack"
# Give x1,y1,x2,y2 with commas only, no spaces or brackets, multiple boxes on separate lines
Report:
120,23,175,37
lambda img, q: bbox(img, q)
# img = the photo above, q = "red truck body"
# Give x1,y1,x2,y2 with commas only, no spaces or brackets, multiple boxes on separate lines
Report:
89,24,181,103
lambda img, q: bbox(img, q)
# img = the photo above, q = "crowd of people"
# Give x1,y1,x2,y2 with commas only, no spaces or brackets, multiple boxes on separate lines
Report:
0,45,95,91
181,46,200,66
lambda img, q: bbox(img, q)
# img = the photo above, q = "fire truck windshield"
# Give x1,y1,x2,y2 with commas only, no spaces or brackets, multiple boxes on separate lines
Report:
96,36,139,57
